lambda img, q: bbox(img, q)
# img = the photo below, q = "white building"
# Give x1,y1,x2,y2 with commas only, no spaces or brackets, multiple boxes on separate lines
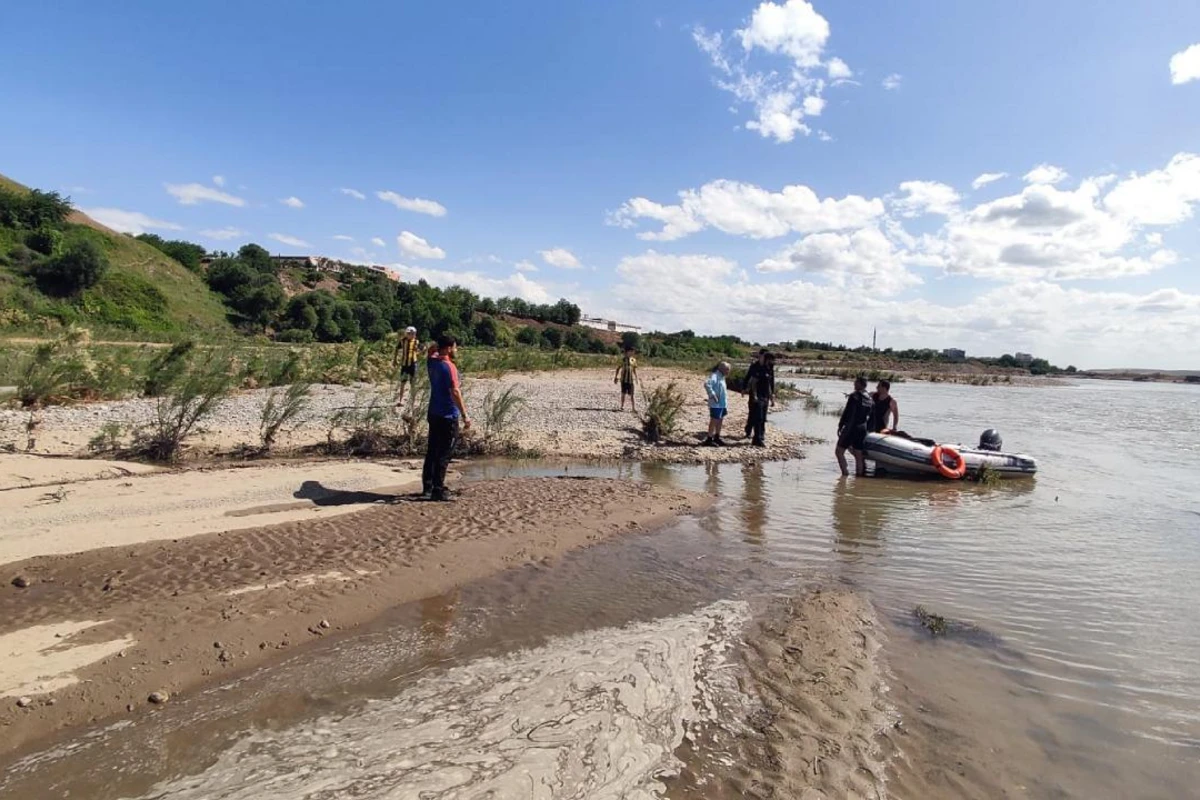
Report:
580,315,640,334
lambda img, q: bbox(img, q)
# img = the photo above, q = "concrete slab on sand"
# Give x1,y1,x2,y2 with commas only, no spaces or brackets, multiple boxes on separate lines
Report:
0,458,423,566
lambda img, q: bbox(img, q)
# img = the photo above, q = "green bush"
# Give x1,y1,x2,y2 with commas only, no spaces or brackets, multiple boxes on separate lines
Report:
516,325,541,346
276,328,314,344
474,315,502,346
25,227,62,256
0,188,72,230
33,239,109,296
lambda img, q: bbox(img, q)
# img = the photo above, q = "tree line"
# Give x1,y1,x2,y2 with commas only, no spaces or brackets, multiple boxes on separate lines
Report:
131,236,616,350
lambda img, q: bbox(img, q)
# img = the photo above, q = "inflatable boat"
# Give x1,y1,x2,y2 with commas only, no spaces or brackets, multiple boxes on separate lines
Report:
861,432,1037,480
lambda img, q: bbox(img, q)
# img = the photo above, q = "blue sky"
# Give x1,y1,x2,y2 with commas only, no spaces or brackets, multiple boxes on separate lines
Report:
3,0,1199,368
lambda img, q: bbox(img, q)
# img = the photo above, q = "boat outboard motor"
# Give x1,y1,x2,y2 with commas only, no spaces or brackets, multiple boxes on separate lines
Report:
978,429,1003,452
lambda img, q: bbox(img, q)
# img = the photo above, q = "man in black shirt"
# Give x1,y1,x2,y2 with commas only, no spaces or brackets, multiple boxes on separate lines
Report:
836,376,874,476
744,351,775,447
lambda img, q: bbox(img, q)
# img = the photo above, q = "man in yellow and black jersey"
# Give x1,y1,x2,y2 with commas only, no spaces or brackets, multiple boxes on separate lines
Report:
614,346,638,412
393,326,422,406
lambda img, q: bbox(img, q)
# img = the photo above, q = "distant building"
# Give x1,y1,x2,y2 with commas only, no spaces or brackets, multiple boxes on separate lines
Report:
943,348,966,362
1014,352,1034,367
368,264,400,281
580,315,641,334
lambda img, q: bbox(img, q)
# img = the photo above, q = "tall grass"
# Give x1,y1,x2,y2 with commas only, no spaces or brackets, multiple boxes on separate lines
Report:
133,350,237,462
259,381,312,453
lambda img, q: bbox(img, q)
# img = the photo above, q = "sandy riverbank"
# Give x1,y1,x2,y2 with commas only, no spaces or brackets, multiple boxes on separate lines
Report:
0,367,807,464
0,456,711,756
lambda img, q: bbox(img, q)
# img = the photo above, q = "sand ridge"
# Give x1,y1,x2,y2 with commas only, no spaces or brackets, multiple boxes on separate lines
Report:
668,587,893,800
0,457,425,566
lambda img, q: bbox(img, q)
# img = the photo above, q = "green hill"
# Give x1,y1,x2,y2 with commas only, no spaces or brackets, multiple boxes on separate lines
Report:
0,173,234,340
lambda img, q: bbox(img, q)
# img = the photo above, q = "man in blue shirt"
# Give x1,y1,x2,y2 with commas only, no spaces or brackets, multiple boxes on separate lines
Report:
423,334,471,501
703,361,731,446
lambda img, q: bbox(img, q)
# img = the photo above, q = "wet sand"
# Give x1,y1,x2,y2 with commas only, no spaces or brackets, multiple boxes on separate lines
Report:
0,458,711,757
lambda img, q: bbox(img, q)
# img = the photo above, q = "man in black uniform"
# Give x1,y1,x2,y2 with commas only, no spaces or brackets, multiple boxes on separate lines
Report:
836,376,874,476
744,351,775,447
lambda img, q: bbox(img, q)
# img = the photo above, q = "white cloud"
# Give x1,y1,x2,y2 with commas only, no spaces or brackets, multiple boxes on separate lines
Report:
165,182,246,207
539,248,583,269
1103,152,1200,226
333,234,355,242
1023,164,1069,185
693,1,850,144
339,187,366,200
1145,232,1163,247
397,231,446,260
756,226,921,294
611,179,885,241
83,208,183,236
212,175,226,187
609,250,1200,369
377,190,448,217
827,57,852,80
972,172,1008,190
280,196,305,209
268,233,312,249
1170,43,1200,85
882,73,903,90
738,0,830,66
514,260,539,273
893,180,961,217
399,266,553,304
199,227,246,241
371,237,387,248
909,172,1186,281
802,95,826,116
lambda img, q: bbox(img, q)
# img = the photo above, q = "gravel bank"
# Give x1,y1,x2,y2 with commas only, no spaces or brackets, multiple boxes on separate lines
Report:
0,368,805,464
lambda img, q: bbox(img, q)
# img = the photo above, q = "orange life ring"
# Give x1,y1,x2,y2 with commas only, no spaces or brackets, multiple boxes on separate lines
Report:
931,445,966,480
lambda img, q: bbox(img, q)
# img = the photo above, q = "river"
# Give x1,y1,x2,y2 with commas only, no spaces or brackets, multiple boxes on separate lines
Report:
2,378,1197,798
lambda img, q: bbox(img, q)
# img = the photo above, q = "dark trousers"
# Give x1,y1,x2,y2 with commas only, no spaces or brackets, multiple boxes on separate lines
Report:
747,399,768,443
423,415,459,495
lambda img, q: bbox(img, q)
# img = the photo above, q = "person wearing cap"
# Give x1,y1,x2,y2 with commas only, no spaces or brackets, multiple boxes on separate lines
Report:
393,326,422,407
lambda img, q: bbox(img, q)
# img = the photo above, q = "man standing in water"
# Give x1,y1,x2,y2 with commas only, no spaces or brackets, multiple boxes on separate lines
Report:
392,326,421,408
745,352,776,447
614,346,638,412
871,379,899,432
423,334,470,501
703,361,731,446
836,376,874,476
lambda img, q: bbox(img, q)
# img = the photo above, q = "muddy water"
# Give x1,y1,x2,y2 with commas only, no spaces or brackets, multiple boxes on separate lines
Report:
4,378,1199,798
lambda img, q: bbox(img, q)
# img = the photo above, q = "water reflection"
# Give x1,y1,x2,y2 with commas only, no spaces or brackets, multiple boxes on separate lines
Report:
739,462,767,549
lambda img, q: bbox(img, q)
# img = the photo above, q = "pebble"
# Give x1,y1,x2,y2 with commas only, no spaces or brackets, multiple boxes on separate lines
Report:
16,697,33,708
319,619,331,629
218,650,232,663
11,576,30,589
148,691,169,705
127,704,135,712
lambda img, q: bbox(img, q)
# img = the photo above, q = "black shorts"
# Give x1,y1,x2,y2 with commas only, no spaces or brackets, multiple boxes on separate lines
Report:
837,425,867,450
399,363,416,381
621,381,635,396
